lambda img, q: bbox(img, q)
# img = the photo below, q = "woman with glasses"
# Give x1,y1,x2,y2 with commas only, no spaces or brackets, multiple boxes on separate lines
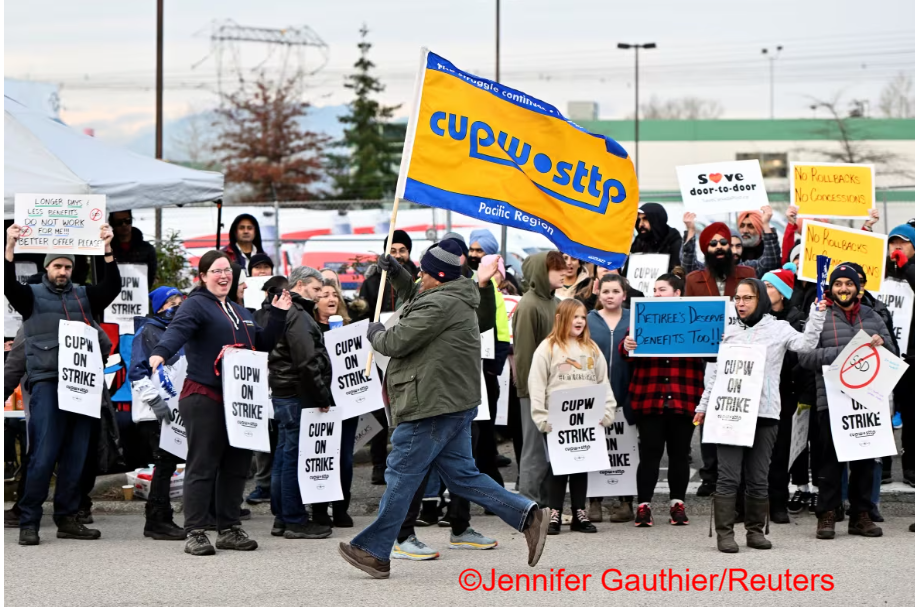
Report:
148,250,292,556
694,278,825,553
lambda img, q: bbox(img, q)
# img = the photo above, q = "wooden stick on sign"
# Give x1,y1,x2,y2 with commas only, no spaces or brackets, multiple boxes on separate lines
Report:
364,199,401,378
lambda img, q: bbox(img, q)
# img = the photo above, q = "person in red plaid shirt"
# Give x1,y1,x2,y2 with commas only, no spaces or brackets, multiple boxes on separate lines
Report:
620,273,705,528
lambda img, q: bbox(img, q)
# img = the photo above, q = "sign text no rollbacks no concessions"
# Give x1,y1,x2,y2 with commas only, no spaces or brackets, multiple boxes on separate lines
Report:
14,193,107,255
797,220,887,293
628,297,728,357
676,160,768,215
791,162,875,219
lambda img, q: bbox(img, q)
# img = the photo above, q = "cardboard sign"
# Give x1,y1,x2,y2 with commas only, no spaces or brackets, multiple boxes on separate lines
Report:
788,404,811,469
157,360,189,460
876,278,914,357
702,344,767,447
370,311,400,375
326,320,384,419
4,261,37,338
481,328,495,359
629,296,728,357
298,406,344,503
626,254,669,298
824,368,897,462
824,330,909,411
546,384,611,475
587,408,639,497
676,160,768,214
791,163,875,219
242,275,274,310
797,221,887,292
14,193,107,255
495,362,511,426
104,264,149,334
353,412,384,452
221,348,271,452
57,320,104,418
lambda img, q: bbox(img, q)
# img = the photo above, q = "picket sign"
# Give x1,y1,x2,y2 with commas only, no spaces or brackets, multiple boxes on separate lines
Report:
221,348,271,453
57,320,104,418
824,330,909,411
790,162,875,219
823,368,896,462
587,408,639,497
546,384,611,475
629,296,728,357
156,360,189,461
104,264,149,334
371,311,401,375
702,344,767,447
503,295,521,344
788,404,811,469
243,276,274,309
494,362,510,426
14,193,107,255
481,329,495,359
797,221,887,292
325,320,384,419
876,278,914,357
298,406,344,504
353,413,384,452
474,362,490,421
676,160,768,214
4,261,37,337
626,254,669,297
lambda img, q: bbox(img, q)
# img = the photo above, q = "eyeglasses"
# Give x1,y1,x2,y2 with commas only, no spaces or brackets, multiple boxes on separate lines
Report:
111,219,132,227
707,239,730,247
206,268,232,276
733,296,757,303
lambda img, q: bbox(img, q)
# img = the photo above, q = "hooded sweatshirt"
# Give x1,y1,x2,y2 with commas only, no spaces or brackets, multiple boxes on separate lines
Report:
626,202,682,273
587,308,632,421
512,252,559,398
222,213,264,271
697,280,825,421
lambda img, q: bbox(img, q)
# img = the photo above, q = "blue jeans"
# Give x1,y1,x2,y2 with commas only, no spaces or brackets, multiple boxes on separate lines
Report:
352,409,535,561
19,381,93,530
270,398,308,525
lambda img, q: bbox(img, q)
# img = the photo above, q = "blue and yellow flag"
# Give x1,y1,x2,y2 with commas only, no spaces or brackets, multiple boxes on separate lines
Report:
396,49,639,269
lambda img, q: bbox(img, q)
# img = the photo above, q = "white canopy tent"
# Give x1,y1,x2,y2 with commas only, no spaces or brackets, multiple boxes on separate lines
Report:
4,95,224,218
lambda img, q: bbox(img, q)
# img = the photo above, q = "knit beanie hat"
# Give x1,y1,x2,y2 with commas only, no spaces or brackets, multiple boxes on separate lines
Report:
761,269,795,301
829,264,861,292
421,240,463,282
789,242,802,264
248,253,274,271
44,253,76,268
699,222,731,251
441,232,469,257
150,286,183,313
383,229,413,253
469,229,499,255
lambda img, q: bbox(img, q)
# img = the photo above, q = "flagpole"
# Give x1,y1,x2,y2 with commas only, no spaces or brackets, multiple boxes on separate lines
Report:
364,198,401,378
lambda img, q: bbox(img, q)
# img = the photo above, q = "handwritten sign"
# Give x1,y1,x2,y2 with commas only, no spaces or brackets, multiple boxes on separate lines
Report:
797,220,887,292
546,385,611,475
4,261,37,337
791,162,875,219
789,404,811,469
14,193,106,255
221,348,271,452
676,160,768,214
626,254,669,298
876,278,914,357
299,406,344,503
326,320,384,419
587,408,639,497
57,320,104,418
104,264,149,334
824,368,896,462
702,344,767,447
825,330,909,411
629,296,728,357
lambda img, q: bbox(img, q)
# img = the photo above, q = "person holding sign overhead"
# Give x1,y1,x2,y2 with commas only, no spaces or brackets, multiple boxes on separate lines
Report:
529,299,616,535
5,222,118,547
695,278,825,553
681,208,780,278
798,265,895,541
148,250,292,557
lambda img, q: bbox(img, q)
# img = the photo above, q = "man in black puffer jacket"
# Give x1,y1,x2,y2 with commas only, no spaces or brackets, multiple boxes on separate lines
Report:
624,203,682,274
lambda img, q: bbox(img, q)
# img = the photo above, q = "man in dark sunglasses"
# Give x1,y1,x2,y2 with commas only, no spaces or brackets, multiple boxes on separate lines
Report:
106,210,157,288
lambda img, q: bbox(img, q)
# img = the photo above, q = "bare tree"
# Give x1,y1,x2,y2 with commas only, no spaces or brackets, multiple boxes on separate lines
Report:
637,96,724,119
168,105,219,169
878,72,915,118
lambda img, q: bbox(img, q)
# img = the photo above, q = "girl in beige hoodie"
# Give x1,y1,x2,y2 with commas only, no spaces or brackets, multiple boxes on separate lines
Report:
529,299,617,535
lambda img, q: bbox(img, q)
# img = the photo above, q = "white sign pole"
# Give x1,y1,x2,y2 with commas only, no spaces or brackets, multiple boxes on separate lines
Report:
14,193,107,255
57,320,104,418
222,348,271,452
546,385,612,475
298,406,344,504
702,344,767,447
104,264,149,334
587,408,639,497
325,320,384,419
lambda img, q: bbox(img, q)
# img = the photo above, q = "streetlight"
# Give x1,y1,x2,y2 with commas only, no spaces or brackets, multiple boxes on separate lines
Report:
617,42,656,178
761,45,783,120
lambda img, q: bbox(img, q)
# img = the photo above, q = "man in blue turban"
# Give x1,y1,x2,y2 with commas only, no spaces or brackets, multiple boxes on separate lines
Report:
468,229,500,271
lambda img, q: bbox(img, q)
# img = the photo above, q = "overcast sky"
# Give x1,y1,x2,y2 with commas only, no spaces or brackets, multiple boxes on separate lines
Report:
5,0,915,146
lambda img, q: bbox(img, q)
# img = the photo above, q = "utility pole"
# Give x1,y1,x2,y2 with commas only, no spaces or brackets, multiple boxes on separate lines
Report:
617,43,656,178
762,45,783,120
154,0,164,244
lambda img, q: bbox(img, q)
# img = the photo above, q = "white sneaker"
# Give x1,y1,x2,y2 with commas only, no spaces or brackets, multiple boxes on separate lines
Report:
391,535,440,560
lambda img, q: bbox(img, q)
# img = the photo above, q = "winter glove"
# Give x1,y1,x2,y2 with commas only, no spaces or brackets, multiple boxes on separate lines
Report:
890,249,908,269
376,254,403,278
366,322,386,342
147,395,171,425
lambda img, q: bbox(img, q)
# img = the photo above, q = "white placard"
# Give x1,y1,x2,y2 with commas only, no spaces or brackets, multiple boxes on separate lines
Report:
157,359,189,460
475,362,490,421
676,160,768,215
14,193,107,255
57,320,104,418
503,295,521,344
4,261,37,337
702,344,767,447
626,254,669,297
222,348,271,452
481,328,495,359
824,330,909,411
371,311,400,375
788,404,811,469
353,412,384,452
824,368,897,462
104,264,149,334
495,362,510,426
546,384,611,475
298,406,344,504
326,320,384,419
587,408,639,497
876,278,913,357
243,275,274,309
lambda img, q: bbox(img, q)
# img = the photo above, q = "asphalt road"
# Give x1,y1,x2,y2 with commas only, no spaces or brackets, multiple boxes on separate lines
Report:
4,513,914,606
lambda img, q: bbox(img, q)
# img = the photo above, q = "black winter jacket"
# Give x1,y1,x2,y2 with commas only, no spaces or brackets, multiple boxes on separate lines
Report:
267,293,332,408
106,227,157,288
359,258,418,314
625,202,682,273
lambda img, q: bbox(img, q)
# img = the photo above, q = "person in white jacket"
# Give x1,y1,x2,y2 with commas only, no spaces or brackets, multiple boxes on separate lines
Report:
694,278,825,553
529,299,617,535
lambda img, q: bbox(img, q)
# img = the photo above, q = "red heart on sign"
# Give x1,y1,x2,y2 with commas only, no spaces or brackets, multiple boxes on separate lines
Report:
709,173,723,183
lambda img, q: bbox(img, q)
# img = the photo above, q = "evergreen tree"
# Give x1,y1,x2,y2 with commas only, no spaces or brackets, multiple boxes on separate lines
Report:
329,25,401,200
